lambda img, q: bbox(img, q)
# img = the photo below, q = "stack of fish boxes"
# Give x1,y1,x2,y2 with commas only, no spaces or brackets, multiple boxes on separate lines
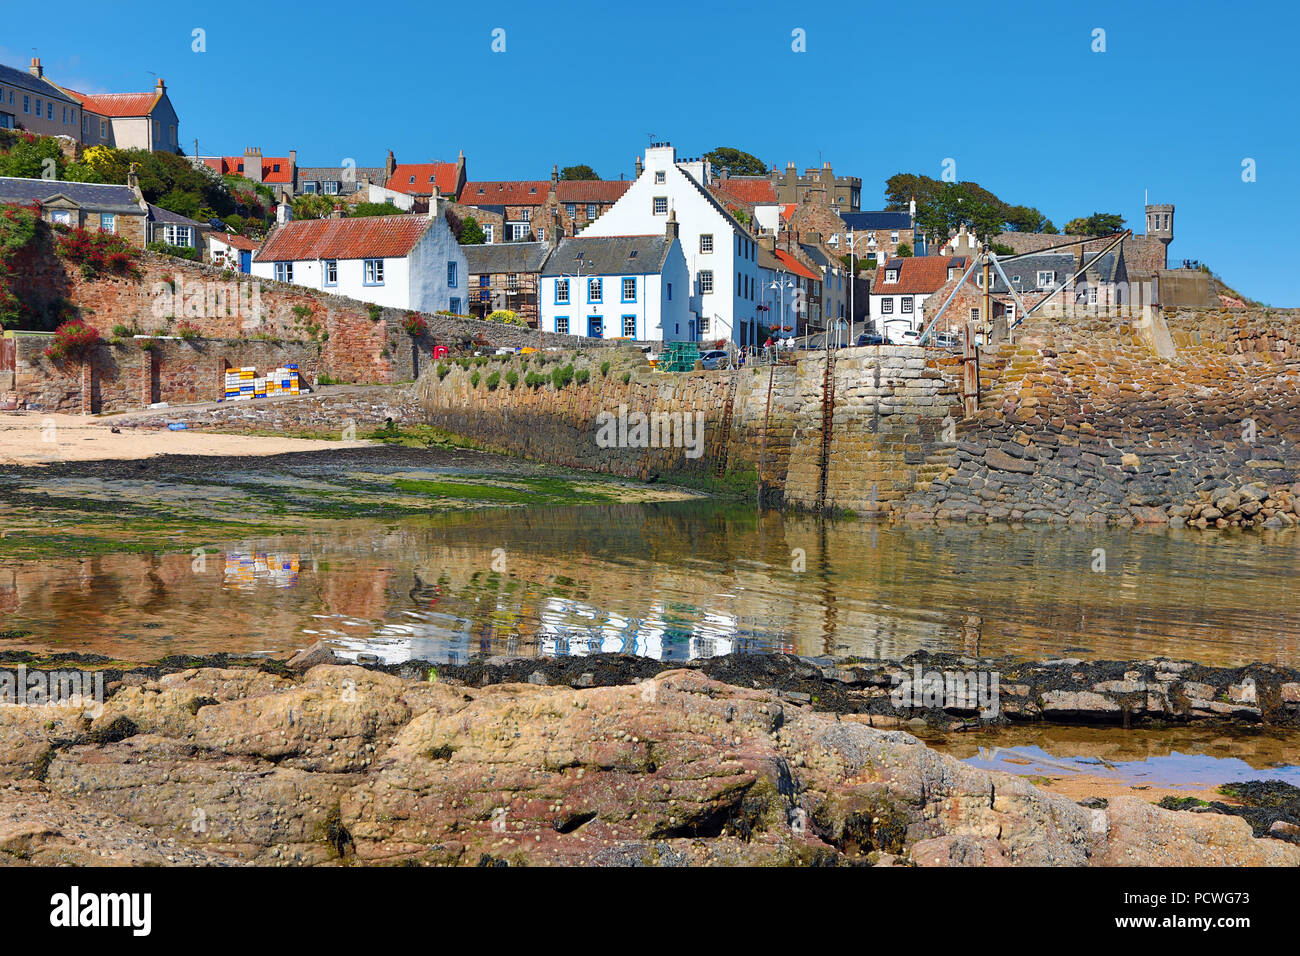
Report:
266,364,301,397
223,366,256,401
222,364,302,401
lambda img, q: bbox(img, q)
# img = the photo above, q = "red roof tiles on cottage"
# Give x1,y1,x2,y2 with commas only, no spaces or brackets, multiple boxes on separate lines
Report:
556,180,631,203
710,177,777,206
387,163,460,197
210,231,260,252
63,89,163,117
872,256,964,295
460,181,551,205
202,156,295,184
772,249,819,281
255,215,431,263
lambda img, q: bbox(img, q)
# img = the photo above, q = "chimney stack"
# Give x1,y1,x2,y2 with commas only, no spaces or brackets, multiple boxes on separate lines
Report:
634,156,643,179
155,77,166,93
385,150,396,181
243,146,264,183
665,209,679,242
29,57,42,78
276,202,292,225
330,203,344,220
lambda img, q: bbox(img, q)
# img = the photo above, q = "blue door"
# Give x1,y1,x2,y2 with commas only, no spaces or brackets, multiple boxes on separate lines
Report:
587,316,603,338
239,250,252,273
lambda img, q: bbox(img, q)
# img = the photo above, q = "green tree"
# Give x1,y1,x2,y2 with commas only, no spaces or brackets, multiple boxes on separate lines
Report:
896,242,913,257
703,146,767,177
0,136,66,179
458,216,486,244
292,194,335,220
560,165,599,181
1064,212,1126,235
1003,204,1052,233
351,201,405,217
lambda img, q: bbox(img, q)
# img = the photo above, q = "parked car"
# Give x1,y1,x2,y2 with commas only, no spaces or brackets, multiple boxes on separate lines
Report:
933,331,961,349
886,327,921,346
700,349,729,370
856,331,885,346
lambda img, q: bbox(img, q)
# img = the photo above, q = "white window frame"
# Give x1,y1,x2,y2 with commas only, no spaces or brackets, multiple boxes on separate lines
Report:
556,278,570,304
555,315,569,335
881,297,894,314
654,170,666,184
1037,270,1055,288
700,233,713,254
652,196,668,216
885,269,898,283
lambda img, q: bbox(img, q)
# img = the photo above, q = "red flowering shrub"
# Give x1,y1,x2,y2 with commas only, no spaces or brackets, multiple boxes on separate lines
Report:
55,225,140,279
43,319,102,363
176,320,202,340
402,312,429,337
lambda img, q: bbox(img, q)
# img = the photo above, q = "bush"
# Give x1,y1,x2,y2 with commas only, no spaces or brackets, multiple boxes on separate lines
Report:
470,370,481,388
402,312,428,337
146,241,198,261
551,363,575,389
600,361,610,377
57,226,140,279
366,303,383,322
505,370,518,388
43,319,102,362
621,371,631,384
486,371,501,390
575,368,590,385
524,371,545,388
486,308,528,327
436,363,450,380
176,320,201,340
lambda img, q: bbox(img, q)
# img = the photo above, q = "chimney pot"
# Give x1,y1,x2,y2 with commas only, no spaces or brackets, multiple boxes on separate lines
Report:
29,57,42,78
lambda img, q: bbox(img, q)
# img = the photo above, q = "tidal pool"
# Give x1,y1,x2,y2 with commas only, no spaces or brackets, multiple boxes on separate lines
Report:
2,498,1297,666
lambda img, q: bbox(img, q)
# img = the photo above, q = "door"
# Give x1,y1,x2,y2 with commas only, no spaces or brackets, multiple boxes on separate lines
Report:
587,316,603,338
239,250,252,273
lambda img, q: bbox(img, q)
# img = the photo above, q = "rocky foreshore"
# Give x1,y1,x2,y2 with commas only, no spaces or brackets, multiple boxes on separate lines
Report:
0,649,1297,866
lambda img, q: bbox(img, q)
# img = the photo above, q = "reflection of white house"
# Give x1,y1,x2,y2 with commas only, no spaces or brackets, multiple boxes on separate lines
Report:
579,143,761,344
252,203,468,313
537,224,691,342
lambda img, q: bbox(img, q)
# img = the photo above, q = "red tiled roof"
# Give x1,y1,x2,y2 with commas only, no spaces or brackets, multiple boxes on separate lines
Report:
710,177,777,206
556,180,630,203
255,215,431,262
780,203,797,221
63,89,162,117
202,156,295,184
772,249,818,281
460,180,551,205
210,231,259,252
871,256,961,295
387,163,460,197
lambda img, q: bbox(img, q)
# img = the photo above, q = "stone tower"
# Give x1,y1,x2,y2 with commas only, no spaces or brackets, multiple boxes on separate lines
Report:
1146,203,1174,246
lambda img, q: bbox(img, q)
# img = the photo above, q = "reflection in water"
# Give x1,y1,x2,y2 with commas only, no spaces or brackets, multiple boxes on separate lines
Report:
1,499,1297,666
965,745,1300,789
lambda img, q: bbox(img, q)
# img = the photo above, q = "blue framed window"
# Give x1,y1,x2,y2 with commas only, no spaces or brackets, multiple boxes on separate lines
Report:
364,259,384,285
274,262,293,283
621,277,636,302
47,102,52,120
555,316,569,335
450,297,462,314
587,278,602,303
447,261,458,287
555,278,569,304
23,95,29,114
99,213,115,232
324,260,338,286
34,98,40,116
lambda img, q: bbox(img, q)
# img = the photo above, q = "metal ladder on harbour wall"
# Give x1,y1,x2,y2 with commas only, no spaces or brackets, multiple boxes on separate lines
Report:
817,351,835,510
712,369,740,478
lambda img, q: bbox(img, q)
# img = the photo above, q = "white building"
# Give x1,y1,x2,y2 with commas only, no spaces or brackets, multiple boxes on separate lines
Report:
538,218,690,342
580,143,761,345
869,255,965,337
252,204,469,314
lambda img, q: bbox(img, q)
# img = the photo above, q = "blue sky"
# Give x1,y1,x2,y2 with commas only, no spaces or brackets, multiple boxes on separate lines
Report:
5,0,1297,303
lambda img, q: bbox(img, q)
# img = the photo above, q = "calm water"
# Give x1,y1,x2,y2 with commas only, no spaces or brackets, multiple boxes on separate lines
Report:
2,500,1298,667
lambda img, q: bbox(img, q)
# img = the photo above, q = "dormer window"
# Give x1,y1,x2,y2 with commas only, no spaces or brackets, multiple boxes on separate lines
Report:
1036,270,1055,288
885,269,898,283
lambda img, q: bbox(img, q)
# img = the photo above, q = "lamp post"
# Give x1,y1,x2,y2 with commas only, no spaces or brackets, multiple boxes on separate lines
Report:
842,228,877,342
769,274,794,352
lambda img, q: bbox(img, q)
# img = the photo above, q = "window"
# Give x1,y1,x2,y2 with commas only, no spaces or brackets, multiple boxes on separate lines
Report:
970,308,981,322
364,259,384,285
666,283,672,301
700,233,713,254
169,124,176,144
699,316,710,334
565,204,576,218
324,260,338,285
450,297,461,314
483,224,494,243
162,224,194,247
447,261,458,287
890,231,899,244
34,98,40,116
274,262,294,282
1005,303,1016,321
99,213,115,232
587,278,602,303
1011,274,1021,286
623,315,636,337
653,196,668,215
622,277,636,302
519,208,531,222
23,95,29,114
1087,285,1098,305
323,181,339,195
303,182,318,194
100,120,107,138
586,203,596,219
153,120,160,141
536,227,545,241
50,210,72,225
881,298,894,314
1036,270,1055,288
556,278,570,304
885,269,898,283
506,273,519,290
82,114,87,133
901,296,913,314
61,106,67,123
509,223,529,240
555,316,569,335
699,270,714,294
654,170,666,184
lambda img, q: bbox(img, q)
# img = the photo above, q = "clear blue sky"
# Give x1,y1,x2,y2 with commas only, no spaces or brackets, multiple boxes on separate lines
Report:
6,0,1297,304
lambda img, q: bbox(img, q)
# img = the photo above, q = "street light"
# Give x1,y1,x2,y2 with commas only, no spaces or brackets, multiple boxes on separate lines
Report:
841,228,878,342
768,274,794,350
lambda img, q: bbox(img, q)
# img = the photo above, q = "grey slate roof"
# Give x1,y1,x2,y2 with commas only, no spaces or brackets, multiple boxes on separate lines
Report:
799,243,834,270
146,202,204,227
295,166,387,194
841,211,912,231
0,63,79,104
463,241,551,275
989,253,1076,293
541,236,671,277
0,176,142,213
